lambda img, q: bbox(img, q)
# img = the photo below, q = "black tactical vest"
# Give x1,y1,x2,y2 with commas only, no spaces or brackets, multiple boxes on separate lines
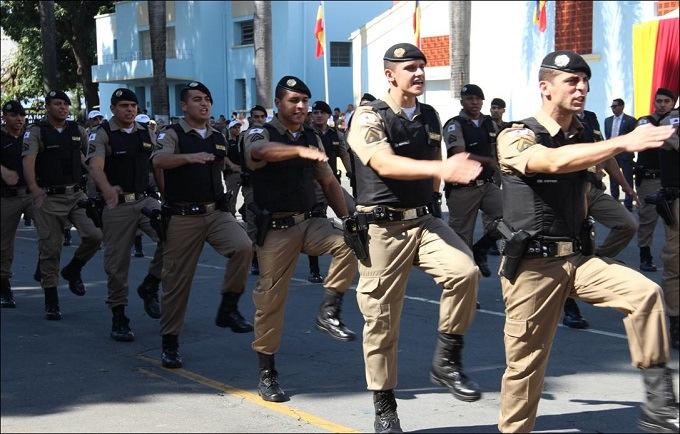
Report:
251,124,318,212
101,121,153,193
636,115,664,169
448,114,496,180
501,117,589,239
227,137,240,165
164,124,226,203
1,130,25,188
660,147,679,188
318,127,342,173
35,120,82,187
354,100,442,207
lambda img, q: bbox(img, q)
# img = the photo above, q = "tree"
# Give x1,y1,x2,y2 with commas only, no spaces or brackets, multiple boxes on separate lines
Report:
449,1,471,96
148,1,168,121
38,0,59,91
254,1,272,111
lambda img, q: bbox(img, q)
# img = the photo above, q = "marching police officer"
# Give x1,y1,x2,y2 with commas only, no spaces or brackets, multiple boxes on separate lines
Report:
224,119,243,215
1,100,30,308
347,43,483,433
243,76,358,403
495,50,676,433
22,90,103,320
152,81,253,368
87,88,163,341
443,84,503,277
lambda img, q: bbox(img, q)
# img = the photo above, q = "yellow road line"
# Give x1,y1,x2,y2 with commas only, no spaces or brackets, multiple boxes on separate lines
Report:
137,354,359,433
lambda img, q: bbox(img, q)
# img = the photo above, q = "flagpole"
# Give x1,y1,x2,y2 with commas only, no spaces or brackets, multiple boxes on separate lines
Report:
322,1,330,104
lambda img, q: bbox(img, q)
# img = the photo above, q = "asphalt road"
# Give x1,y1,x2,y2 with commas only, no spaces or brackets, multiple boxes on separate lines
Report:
1,195,678,433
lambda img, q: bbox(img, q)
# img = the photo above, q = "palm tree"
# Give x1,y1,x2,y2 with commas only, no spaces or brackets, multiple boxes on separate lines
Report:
449,1,471,95
254,1,272,111
39,0,59,91
148,1,168,121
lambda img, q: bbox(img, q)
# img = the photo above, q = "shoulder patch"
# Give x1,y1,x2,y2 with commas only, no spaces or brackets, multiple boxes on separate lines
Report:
87,143,96,155
157,132,166,141
670,117,679,125
88,132,97,142
638,118,649,125
248,128,264,135
23,131,30,140
359,112,379,124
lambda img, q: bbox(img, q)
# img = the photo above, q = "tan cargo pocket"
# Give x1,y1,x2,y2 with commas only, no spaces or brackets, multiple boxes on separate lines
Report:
504,318,528,338
356,275,381,294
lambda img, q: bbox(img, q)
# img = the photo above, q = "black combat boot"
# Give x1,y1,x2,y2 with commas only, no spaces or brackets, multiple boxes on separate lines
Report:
257,352,287,402
33,260,41,283
136,274,161,319
307,255,323,283
250,254,259,276
133,234,144,257
110,305,135,342
373,390,403,433
670,316,679,350
60,257,86,296
63,228,72,246
472,235,494,277
315,289,356,341
161,334,183,369
640,246,658,272
215,292,253,333
562,297,589,329
639,364,679,433
44,287,62,320
1,277,16,308
430,333,481,402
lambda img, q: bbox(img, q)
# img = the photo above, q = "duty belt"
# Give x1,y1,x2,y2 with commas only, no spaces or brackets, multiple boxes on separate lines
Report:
641,169,661,179
44,184,82,195
449,178,494,189
118,192,149,204
270,210,326,230
1,186,28,197
524,238,580,258
164,202,217,216
358,205,430,224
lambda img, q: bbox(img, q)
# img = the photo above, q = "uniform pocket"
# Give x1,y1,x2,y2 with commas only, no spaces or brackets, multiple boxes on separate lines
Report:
355,275,381,294
503,318,528,338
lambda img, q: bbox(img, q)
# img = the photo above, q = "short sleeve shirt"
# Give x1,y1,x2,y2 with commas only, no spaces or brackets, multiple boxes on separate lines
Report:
150,118,223,159
87,116,157,161
22,119,88,157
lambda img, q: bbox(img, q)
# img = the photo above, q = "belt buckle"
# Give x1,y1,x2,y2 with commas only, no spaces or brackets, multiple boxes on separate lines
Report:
475,179,485,186
64,185,75,193
124,193,136,202
556,242,573,257
292,213,306,224
205,203,216,212
402,208,418,220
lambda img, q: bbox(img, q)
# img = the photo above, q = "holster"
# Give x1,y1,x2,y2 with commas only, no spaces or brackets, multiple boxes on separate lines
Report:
215,192,234,213
249,202,272,247
77,198,104,228
443,183,452,200
496,220,531,281
428,192,443,218
342,213,369,260
142,207,170,242
579,216,596,256
646,191,675,226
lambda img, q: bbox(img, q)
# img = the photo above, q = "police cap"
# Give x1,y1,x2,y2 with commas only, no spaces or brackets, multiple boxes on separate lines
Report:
656,88,676,100
490,98,506,108
111,88,138,105
460,84,485,100
383,43,427,63
312,101,332,114
45,90,71,105
276,76,311,98
540,50,592,79
360,93,376,103
2,100,26,116
182,81,213,103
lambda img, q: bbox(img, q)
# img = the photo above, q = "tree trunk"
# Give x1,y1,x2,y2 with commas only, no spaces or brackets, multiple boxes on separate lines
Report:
449,1,471,96
254,1,272,111
39,0,59,91
68,21,99,111
148,1,168,121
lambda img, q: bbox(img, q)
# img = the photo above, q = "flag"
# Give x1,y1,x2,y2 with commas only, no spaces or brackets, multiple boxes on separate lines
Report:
315,2,325,58
534,0,547,32
413,0,421,47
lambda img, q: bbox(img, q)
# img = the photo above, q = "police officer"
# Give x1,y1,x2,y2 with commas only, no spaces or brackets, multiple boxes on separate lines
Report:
152,81,253,368
243,75,358,403
87,88,163,341
347,43,483,433
224,119,243,215
22,90,103,320
495,50,677,433
443,84,503,277
636,88,675,272
347,93,377,199
489,97,508,132
1,100,30,308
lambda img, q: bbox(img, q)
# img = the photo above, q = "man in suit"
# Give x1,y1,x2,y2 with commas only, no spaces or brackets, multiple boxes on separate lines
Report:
605,99,637,210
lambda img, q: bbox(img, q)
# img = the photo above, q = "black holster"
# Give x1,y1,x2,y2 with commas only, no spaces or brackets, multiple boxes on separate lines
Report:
77,198,104,228
342,213,369,261
428,192,443,218
249,202,272,247
645,190,676,226
496,220,531,281
142,207,170,242
579,216,596,256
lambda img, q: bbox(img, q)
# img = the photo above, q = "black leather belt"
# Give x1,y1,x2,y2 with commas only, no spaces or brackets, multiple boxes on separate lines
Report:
449,178,494,189
524,238,580,258
164,202,217,216
358,205,430,224
1,186,28,197
44,184,82,195
270,210,326,230
118,192,149,204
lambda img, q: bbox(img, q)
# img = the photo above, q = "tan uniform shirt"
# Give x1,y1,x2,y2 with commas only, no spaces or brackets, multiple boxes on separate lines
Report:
22,118,88,157
151,118,226,160
660,109,679,151
86,116,157,161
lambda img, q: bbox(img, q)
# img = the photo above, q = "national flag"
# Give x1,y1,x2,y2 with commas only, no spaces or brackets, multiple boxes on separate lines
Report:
413,0,422,47
315,2,325,58
534,0,547,32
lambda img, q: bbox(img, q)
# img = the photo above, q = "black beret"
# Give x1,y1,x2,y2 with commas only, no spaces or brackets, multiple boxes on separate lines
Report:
656,88,676,100
383,43,427,63
45,90,71,105
540,50,592,79
360,93,376,103
460,84,485,99
2,100,26,116
111,88,139,105
182,81,213,103
250,105,267,115
490,98,506,108
312,101,332,114
276,76,311,98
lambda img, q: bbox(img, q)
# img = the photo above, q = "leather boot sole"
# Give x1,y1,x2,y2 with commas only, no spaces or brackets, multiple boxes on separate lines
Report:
639,418,679,434
258,389,287,402
315,320,356,342
430,372,481,402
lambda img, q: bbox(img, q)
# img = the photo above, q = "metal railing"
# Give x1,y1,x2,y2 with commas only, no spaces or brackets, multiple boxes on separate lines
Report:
98,49,192,64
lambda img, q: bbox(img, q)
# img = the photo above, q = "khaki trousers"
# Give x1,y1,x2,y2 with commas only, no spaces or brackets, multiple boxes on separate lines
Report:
498,255,670,433
224,172,241,215
661,198,679,316
33,192,103,288
160,210,252,336
587,185,638,257
447,182,503,247
241,185,257,243
356,215,479,390
102,197,163,308
1,193,33,279
251,217,357,354
637,178,661,248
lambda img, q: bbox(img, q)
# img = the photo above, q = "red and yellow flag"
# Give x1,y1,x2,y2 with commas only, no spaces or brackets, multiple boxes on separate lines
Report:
534,0,547,32
315,2,325,58
413,1,421,47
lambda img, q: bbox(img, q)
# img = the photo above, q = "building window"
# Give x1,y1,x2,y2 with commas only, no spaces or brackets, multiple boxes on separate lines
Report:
235,79,247,110
139,27,176,60
555,0,593,54
330,42,351,67
235,19,254,46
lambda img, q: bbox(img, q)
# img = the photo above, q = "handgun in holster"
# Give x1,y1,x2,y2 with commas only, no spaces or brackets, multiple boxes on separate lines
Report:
248,202,272,247
496,220,531,281
215,192,234,213
428,192,443,218
145,187,161,201
579,216,596,256
141,207,170,242
342,213,369,261
77,198,104,228
645,190,675,226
